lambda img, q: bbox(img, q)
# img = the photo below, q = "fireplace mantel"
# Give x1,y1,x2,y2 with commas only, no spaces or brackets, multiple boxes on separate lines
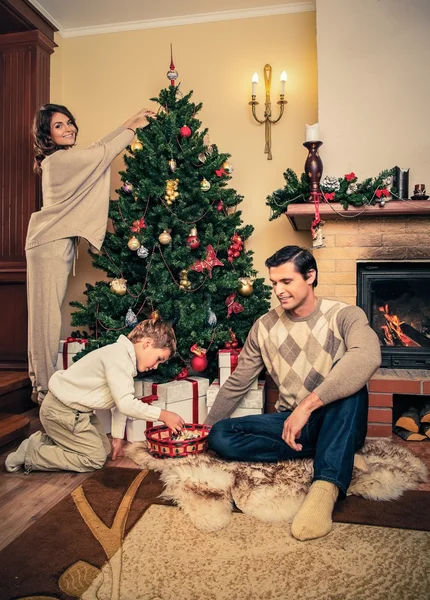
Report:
286,200,430,231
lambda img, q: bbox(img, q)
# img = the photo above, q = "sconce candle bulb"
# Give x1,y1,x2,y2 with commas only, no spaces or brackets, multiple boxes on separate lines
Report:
280,71,287,95
251,72,259,96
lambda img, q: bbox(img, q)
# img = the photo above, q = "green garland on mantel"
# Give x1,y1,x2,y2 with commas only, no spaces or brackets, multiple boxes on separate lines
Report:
266,168,395,221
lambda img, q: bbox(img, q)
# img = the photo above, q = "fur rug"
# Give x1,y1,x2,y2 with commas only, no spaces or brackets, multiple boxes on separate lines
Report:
126,439,428,532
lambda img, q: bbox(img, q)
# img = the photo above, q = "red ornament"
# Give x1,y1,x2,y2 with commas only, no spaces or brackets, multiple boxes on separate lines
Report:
180,125,192,138
190,354,208,372
217,200,224,211
231,341,239,348
376,188,390,198
189,245,224,278
225,341,232,349
325,192,335,201
186,226,200,249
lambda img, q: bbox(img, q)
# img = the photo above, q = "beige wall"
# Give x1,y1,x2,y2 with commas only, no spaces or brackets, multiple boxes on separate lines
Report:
317,0,430,184
51,13,317,336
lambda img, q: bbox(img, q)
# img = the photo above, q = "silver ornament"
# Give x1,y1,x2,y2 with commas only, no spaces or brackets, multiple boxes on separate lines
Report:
125,308,138,327
137,245,149,258
208,309,217,327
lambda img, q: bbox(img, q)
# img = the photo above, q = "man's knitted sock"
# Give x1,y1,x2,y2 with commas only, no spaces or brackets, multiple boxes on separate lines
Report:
5,439,30,472
291,480,339,541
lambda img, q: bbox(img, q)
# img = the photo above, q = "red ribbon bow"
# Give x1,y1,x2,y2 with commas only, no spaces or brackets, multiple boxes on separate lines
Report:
345,172,356,182
225,292,244,318
216,167,227,177
376,188,390,198
131,218,146,232
189,245,224,278
325,192,335,201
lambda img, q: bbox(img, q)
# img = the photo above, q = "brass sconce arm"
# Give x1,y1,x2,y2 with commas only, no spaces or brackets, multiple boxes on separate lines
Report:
249,64,287,160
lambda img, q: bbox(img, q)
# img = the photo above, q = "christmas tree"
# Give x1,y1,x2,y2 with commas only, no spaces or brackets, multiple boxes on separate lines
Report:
70,59,271,382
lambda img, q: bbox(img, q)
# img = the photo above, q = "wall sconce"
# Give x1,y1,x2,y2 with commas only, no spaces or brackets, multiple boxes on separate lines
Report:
249,64,288,160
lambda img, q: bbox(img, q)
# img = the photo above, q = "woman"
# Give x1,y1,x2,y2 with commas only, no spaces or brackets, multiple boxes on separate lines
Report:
26,103,155,404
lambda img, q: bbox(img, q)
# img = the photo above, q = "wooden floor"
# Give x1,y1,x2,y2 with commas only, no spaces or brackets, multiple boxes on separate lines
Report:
0,408,429,554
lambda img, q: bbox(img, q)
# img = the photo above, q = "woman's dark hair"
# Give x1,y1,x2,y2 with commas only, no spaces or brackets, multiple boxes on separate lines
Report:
33,104,78,173
265,245,318,288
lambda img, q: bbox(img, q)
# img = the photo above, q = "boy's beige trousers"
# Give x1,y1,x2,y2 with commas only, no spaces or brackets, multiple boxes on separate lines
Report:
24,392,111,472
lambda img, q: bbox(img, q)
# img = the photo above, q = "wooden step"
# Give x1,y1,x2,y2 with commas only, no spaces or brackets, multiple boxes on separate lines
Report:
0,371,33,414
0,413,30,447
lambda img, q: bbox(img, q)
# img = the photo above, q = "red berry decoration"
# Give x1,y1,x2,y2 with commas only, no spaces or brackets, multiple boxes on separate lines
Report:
179,125,192,138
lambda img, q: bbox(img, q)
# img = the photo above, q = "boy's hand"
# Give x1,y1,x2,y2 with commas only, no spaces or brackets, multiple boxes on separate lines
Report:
160,409,185,434
111,438,125,460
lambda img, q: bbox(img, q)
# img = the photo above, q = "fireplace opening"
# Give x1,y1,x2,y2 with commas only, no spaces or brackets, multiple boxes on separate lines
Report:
357,262,430,369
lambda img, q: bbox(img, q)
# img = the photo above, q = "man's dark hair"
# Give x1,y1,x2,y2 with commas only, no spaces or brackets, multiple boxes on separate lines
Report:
265,245,318,288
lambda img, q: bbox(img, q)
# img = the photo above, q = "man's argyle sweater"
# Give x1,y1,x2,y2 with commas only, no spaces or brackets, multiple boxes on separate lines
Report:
205,298,381,426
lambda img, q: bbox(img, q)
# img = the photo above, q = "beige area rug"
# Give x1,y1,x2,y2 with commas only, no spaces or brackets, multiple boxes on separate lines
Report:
81,503,430,600
126,439,427,532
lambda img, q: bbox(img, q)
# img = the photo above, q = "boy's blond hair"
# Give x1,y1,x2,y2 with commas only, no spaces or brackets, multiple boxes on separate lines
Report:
128,319,176,357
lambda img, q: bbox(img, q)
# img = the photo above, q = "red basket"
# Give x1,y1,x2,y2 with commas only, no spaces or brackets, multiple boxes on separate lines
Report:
145,423,211,458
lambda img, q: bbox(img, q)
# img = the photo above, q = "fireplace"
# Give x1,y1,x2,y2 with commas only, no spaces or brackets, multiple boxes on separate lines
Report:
357,262,430,369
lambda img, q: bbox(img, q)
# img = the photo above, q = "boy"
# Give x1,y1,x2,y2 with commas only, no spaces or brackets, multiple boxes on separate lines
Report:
6,318,184,473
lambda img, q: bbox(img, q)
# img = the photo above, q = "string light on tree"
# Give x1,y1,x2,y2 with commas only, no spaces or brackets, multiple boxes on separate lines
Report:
168,158,177,172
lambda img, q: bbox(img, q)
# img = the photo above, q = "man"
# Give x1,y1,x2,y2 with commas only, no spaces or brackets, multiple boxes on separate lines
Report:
206,245,381,541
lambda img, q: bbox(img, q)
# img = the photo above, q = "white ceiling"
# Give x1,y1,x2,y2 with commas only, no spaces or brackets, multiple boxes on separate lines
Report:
28,0,314,37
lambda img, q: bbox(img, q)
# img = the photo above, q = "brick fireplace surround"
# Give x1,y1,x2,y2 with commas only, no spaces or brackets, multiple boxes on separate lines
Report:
284,201,430,437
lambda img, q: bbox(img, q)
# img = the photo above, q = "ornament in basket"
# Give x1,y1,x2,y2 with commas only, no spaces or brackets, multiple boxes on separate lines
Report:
145,423,211,458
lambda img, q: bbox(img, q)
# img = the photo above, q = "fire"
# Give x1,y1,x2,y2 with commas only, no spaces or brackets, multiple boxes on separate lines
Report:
379,304,420,347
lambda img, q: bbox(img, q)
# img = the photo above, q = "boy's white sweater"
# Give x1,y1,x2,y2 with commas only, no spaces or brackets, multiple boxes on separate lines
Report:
49,335,161,438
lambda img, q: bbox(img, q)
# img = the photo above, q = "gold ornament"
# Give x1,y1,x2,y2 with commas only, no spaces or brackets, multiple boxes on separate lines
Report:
198,152,207,163
127,236,140,251
159,229,172,245
165,179,179,205
130,141,143,152
179,269,192,290
110,277,127,295
222,161,234,174
168,158,177,172
200,178,211,192
238,277,254,297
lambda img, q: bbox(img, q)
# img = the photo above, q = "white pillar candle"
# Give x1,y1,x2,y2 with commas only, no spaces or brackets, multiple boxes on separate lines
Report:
252,72,259,96
305,123,320,142
280,71,287,95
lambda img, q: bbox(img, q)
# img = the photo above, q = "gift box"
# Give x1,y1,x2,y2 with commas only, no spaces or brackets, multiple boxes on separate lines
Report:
218,349,258,389
206,379,265,418
126,376,210,442
56,337,88,370
125,396,165,443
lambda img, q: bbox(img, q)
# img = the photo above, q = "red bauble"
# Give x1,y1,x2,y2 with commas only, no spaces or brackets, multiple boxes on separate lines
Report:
231,243,240,251
190,354,208,372
225,341,231,349
217,200,224,211
233,251,240,258
231,341,239,348
186,235,201,249
228,256,234,262
179,125,192,138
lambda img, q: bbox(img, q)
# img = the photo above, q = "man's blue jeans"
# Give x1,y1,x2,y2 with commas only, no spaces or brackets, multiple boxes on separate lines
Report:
208,387,369,499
